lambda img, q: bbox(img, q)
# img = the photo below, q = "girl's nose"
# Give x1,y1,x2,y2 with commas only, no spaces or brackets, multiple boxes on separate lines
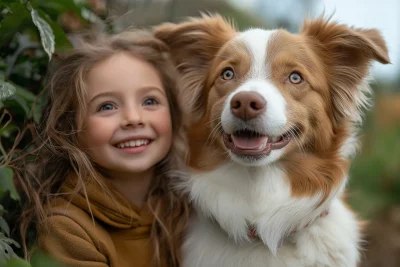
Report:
121,106,144,128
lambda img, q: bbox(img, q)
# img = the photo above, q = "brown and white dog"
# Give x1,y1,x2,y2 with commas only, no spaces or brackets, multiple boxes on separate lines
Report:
155,15,390,267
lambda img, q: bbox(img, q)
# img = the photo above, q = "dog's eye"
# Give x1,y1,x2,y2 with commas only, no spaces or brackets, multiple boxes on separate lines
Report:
289,72,303,84
221,68,235,80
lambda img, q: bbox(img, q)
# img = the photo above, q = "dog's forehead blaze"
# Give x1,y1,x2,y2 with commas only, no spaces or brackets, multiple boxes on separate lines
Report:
188,31,278,171
236,29,275,79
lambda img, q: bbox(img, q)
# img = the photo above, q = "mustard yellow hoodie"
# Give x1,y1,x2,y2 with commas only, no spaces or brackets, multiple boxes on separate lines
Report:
39,173,156,267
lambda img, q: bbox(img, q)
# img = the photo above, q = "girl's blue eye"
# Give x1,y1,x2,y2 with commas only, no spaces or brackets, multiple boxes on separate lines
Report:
98,103,116,111
143,98,158,106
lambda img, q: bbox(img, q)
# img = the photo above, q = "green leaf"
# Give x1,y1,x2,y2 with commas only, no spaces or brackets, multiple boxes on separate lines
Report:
13,85,39,119
35,10,71,51
0,82,16,101
14,86,36,102
0,217,10,237
0,233,20,248
10,94,30,117
31,250,63,267
30,7,55,60
4,258,31,267
2,85,41,120
0,124,18,139
0,59,5,70
0,167,19,201
0,233,19,264
0,3,31,44
0,72,16,100
0,244,15,264
0,205,5,216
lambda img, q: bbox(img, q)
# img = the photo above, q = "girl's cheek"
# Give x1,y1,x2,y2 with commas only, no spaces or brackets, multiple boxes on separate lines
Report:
78,117,111,148
160,110,173,133
156,109,173,143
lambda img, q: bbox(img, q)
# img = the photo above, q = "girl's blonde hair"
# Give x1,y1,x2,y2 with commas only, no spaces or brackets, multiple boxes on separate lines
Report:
17,30,190,266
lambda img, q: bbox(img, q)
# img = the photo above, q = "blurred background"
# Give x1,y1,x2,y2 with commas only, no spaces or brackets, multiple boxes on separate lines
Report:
0,0,399,266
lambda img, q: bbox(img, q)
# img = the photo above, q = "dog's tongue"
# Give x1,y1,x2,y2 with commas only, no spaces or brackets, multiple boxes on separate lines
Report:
231,135,268,150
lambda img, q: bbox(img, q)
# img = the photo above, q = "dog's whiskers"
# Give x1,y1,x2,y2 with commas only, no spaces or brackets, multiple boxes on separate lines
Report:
206,121,222,147
282,123,306,156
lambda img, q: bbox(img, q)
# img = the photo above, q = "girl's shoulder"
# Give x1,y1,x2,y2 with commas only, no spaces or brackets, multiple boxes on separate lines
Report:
39,196,113,266
44,196,94,225
41,196,111,240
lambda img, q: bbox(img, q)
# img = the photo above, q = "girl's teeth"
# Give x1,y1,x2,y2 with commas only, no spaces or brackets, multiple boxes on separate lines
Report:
117,139,150,148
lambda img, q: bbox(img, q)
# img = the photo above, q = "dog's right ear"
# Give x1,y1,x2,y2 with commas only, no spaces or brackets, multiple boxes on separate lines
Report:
154,14,236,120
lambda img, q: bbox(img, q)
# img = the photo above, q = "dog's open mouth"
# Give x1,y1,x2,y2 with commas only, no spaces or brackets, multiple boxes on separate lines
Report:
223,130,292,156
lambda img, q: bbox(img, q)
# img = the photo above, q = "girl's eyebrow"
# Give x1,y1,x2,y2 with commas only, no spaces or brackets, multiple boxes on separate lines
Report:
89,91,118,104
89,86,166,104
137,86,166,96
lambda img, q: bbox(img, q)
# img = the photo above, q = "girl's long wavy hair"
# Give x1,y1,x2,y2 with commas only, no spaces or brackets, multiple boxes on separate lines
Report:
16,30,190,266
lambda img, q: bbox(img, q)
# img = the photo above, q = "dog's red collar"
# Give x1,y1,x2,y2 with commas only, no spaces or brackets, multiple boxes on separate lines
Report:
248,225,258,239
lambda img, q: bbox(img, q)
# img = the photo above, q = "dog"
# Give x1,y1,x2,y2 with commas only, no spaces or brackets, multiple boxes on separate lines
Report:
154,14,390,267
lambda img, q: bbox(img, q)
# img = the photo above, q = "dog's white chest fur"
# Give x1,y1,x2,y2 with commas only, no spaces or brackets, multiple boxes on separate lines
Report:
181,163,360,267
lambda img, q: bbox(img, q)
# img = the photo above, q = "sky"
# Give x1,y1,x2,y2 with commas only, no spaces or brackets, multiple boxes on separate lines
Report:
228,0,399,83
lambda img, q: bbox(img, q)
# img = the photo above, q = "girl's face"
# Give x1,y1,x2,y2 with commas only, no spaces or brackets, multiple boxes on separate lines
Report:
78,53,173,177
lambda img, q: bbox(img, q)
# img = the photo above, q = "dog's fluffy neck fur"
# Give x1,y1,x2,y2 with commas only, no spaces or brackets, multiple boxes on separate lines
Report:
183,162,346,254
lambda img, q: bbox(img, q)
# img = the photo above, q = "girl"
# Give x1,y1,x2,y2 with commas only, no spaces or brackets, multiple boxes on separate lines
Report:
17,30,190,267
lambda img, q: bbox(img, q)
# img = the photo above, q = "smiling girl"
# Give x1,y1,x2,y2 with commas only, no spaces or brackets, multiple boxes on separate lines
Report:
18,30,190,267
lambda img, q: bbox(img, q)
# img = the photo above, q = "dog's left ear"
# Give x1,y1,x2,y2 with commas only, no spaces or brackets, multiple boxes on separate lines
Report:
154,14,236,121
302,17,390,124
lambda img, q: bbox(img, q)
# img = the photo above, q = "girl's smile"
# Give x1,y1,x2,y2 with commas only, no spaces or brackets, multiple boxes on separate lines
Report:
77,52,173,177
114,137,153,153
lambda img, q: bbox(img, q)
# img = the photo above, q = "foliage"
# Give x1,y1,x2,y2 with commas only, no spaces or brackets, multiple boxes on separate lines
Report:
348,123,400,219
0,0,103,265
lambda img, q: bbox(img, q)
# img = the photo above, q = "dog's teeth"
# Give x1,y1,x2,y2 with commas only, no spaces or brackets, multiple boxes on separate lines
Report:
259,143,267,150
260,137,268,147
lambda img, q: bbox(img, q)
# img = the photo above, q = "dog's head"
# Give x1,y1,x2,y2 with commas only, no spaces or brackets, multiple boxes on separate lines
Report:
155,15,389,172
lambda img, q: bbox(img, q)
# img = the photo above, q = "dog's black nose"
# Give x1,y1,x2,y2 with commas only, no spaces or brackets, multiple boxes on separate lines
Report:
230,92,266,121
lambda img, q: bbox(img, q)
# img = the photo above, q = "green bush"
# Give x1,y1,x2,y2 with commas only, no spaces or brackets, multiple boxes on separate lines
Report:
348,124,400,219
0,0,103,265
